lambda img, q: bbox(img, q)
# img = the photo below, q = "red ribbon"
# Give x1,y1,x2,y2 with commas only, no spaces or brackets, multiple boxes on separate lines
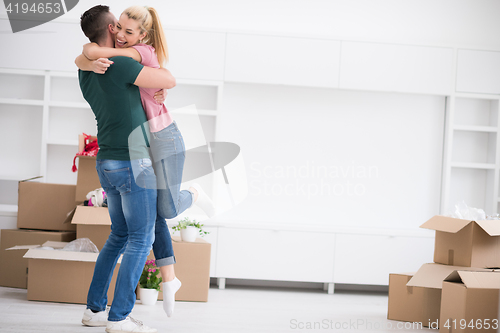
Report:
72,133,99,172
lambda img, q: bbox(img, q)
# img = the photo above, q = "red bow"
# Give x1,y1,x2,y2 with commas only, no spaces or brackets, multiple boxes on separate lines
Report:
72,133,99,172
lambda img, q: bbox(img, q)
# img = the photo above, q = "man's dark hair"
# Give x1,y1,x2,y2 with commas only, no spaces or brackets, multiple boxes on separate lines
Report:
80,5,114,44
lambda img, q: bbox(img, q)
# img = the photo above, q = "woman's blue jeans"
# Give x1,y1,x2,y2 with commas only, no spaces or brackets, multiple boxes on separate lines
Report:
150,121,194,267
87,158,157,321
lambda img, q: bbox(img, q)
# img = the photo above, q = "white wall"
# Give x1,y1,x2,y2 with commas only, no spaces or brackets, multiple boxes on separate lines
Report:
2,0,496,49
217,83,445,229
3,0,500,50
1,1,496,227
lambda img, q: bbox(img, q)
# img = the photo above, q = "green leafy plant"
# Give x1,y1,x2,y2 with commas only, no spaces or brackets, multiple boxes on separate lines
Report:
171,217,209,236
139,259,162,291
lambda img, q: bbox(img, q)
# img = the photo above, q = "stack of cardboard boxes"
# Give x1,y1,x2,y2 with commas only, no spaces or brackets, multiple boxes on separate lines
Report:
388,215,500,331
6,135,211,305
0,180,77,289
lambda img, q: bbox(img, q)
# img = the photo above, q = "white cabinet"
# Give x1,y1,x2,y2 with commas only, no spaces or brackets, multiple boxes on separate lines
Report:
333,233,434,285
224,33,341,88
0,19,87,72
199,226,218,277
339,42,453,95
166,30,226,81
456,50,500,95
215,227,335,283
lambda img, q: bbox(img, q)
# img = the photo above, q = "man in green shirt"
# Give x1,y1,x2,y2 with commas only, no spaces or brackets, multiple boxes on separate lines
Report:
76,5,175,333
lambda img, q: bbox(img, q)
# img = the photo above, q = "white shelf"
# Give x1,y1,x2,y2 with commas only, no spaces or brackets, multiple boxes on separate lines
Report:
49,101,89,109
176,78,223,87
49,71,78,78
176,217,435,238
451,162,496,170
454,92,500,100
0,68,45,76
0,204,18,217
0,175,21,181
453,125,498,133
170,108,217,116
46,139,79,146
0,98,44,106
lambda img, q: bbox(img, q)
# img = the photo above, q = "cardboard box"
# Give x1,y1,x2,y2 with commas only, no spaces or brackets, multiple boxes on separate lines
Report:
75,157,101,204
0,229,76,288
24,241,120,305
71,205,111,250
387,272,441,327
75,134,101,204
421,215,500,268
402,263,492,328
440,271,500,333
145,236,211,302
17,180,77,231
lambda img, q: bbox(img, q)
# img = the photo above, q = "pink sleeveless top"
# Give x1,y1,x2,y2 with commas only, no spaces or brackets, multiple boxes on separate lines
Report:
131,43,173,133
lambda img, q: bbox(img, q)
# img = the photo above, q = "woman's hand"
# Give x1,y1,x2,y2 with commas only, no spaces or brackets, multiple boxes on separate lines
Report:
92,58,114,74
154,89,168,104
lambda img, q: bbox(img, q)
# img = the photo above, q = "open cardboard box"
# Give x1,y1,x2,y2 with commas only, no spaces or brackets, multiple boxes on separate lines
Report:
440,270,500,333
0,229,76,288
421,215,500,268
17,178,77,231
71,205,111,251
23,241,120,305
388,263,492,328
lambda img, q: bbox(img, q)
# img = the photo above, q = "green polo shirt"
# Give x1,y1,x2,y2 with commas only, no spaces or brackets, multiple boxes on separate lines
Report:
79,56,149,160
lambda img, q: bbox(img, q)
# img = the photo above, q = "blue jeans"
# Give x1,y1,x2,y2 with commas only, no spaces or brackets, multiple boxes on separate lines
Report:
150,121,194,267
87,159,157,321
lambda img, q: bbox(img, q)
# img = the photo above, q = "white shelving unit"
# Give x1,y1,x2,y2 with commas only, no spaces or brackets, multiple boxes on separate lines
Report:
0,68,223,218
441,92,500,215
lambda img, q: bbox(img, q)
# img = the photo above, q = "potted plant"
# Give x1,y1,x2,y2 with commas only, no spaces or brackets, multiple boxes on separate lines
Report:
138,259,162,305
172,217,209,242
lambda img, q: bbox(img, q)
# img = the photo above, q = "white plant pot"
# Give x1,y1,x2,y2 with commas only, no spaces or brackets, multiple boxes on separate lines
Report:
139,287,159,306
180,226,198,242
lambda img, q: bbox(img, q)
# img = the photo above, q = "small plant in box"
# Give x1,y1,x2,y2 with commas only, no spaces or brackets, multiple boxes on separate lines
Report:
172,217,209,242
139,259,162,291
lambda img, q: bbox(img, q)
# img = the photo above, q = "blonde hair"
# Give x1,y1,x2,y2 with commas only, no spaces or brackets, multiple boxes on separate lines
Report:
122,5,169,67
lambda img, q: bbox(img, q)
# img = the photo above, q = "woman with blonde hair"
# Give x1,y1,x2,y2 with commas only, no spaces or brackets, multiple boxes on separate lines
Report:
76,5,215,318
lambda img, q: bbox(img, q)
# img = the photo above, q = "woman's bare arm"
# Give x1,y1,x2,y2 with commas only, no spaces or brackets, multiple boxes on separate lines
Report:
134,67,176,89
83,43,142,63
75,54,114,74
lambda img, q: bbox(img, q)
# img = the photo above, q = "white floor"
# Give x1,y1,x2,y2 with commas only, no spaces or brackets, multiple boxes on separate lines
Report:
0,285,432,333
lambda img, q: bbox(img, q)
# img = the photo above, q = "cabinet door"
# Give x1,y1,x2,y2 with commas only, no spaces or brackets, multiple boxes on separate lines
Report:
201,226,218,277
224,34,341,88
339,42,453,95
0,20,86,72
333,233,434,285
166,30,226,81
216,227,335,282
456,49,500,94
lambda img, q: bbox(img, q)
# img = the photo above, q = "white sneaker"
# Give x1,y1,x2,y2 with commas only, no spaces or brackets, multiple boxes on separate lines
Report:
82,308,108,327
190,183,215,218
106,316,157,333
